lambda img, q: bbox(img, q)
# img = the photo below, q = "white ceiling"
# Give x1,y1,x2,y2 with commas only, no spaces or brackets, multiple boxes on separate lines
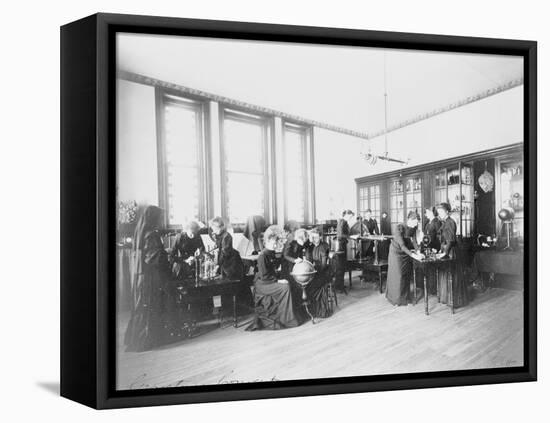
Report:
117,33,523,136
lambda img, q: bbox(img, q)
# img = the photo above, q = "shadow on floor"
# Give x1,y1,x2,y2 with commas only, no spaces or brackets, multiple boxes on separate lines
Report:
36,381,60,396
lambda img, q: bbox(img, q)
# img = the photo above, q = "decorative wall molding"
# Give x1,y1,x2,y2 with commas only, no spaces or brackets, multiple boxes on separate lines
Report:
118,70,371,140
367,76,524,140
119,70,523,142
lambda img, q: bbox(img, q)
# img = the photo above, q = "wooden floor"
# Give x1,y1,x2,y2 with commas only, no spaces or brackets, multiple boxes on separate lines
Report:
116,274,524,390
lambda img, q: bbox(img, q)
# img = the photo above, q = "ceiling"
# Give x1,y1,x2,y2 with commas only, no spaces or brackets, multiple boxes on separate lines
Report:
117,33,523,137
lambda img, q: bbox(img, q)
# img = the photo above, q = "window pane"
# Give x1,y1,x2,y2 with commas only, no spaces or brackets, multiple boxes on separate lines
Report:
285,127,306,222
224,118,263,173
164,101,201,226
223,114,266,224
226,173,264,224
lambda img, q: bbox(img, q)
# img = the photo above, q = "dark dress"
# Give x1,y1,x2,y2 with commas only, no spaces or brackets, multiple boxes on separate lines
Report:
124,230,178,352
246,248,302,330
437,217,469,308
283,239,311,307
211,230,253,312
212,230,244,280
305,242,333,318
423,218,442,251
378,215,392,260
282,239,310,280
386,224,419,306
169,232,205,279
359,218,380,259
334,218,350,290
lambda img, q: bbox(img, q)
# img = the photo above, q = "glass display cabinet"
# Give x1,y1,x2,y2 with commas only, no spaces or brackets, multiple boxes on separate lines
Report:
497,157,524,240
433,163,473,238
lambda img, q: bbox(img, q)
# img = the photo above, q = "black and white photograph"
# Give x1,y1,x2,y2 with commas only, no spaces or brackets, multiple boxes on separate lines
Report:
115,32,527,390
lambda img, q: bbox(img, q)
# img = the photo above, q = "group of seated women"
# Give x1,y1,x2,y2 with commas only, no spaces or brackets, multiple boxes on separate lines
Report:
246,225,334,330
385,202,469,308
123,206,335,351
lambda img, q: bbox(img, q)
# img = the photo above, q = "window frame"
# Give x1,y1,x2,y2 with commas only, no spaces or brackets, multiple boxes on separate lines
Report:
155,88,209,229
282,121,313,224
219,107,272,226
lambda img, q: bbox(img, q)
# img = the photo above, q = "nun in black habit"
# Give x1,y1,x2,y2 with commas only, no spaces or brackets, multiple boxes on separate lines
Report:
124,206,180,352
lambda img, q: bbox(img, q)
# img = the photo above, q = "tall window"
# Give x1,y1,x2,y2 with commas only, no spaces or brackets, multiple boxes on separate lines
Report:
222,110,268,225
284,123,309,223
160,94,205,227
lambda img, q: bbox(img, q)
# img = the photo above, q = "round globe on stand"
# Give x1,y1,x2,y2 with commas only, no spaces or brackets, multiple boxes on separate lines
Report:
498,207,515,250
290,260,317,324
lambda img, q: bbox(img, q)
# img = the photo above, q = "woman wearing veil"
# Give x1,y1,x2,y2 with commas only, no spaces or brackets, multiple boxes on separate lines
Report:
124,205,178,352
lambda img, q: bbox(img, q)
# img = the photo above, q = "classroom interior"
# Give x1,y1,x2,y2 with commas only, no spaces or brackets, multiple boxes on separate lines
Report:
115,33,525,389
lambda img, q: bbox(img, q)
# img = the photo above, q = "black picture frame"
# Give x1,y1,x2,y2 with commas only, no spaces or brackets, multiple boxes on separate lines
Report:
60,12,537,409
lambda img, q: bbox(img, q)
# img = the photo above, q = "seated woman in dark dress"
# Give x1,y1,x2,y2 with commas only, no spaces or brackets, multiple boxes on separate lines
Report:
124,205,180,352
305,228,332,318
169,221,205,280
385,211,424,306
282,228,310,280
435,203,469,308
209,217,244,281
246,225,302,330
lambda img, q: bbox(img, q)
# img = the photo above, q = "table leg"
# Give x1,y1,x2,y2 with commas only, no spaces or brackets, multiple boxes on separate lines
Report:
424,271,429,315
379,268,383,294
374,240,379,265
348,269,352,289
436,267,440,303
449,266,454,314
413,265,417,305
233,294,237,327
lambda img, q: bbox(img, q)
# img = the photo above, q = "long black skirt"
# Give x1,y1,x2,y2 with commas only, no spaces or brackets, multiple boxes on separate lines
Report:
306,272,332,318
385,244,412,306
437,248,469,308
246,282,303,330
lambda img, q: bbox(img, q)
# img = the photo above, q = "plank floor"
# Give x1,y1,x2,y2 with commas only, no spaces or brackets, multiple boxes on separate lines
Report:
116,274,524,390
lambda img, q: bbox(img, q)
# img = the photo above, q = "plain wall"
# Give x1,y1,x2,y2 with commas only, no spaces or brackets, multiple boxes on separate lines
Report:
116,79,158,206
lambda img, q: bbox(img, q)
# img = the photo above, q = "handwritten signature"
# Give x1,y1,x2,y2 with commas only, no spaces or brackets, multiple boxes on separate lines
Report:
127,372,279,389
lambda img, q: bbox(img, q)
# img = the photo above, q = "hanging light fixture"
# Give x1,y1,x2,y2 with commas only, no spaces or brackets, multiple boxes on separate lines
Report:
362,51,409,166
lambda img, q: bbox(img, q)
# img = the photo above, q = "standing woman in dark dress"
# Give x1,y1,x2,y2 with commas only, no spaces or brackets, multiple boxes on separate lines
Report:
386,211,423,306
305,228,332,318
124,206,177,352
423,207,442,251
246,225,302,330
436,203,469,308
422,207,442,294
209,217,244,281
169,221,205,280
334,209,355,292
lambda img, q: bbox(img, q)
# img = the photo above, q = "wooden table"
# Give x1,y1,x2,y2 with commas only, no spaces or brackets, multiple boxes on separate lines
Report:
176,277,243,327
365,260,389,293
412,256,455,315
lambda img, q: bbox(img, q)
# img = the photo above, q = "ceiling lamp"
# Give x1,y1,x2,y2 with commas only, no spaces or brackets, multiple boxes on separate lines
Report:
362,52,409,166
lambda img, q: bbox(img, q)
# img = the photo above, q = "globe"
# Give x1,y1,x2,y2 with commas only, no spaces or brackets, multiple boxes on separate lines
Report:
498,207,515,222
291,260,317,286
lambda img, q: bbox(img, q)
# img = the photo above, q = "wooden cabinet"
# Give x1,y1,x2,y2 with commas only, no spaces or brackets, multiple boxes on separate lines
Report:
355,143,522,241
